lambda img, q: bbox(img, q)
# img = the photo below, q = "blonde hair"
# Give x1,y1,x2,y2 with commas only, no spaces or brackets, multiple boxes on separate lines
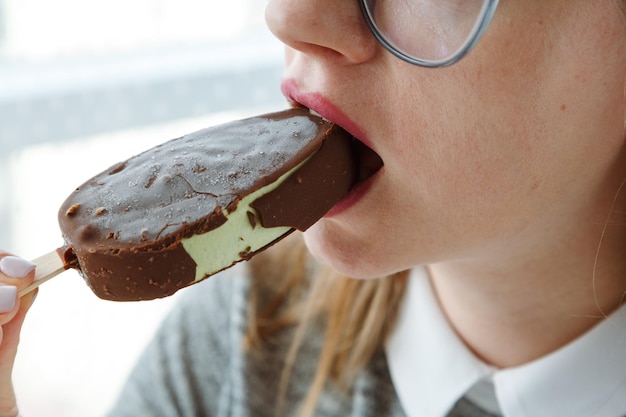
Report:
245,234,408,417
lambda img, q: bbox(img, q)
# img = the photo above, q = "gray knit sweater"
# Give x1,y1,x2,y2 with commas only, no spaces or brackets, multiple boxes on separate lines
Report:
106,263,495,417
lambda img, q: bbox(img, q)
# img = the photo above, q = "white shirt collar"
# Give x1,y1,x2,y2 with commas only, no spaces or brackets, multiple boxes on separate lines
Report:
385,267,626,417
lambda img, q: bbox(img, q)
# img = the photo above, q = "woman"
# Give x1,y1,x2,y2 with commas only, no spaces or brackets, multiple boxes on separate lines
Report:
1,0,625,416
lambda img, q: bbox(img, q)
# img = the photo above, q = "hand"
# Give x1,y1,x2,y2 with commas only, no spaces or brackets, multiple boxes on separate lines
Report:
0,254,37,417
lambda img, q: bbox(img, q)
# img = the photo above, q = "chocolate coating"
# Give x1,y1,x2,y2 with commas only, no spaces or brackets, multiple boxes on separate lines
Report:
58,108,359,301
251,133,358,231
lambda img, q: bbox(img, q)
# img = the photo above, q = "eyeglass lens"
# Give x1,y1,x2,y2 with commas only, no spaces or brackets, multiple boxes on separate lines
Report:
362,0,489,63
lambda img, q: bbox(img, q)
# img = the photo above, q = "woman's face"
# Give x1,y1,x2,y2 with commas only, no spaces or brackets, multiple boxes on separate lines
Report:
265,0,626,278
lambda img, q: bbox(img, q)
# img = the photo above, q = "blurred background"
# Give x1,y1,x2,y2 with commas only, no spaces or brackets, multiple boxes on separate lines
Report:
0,0,285,415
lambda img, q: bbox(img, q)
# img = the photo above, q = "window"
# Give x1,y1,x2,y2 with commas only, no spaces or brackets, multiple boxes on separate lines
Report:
1,2,284,415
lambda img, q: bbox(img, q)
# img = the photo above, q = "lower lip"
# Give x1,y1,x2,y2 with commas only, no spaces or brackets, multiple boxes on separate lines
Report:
324,169,381,218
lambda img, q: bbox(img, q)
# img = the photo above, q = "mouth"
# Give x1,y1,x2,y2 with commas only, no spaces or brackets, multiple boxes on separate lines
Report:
353,135,384,183
289,102,383,188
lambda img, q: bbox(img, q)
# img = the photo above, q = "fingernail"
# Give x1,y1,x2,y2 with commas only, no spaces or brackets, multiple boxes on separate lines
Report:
0,285,17,313
0,256,36,278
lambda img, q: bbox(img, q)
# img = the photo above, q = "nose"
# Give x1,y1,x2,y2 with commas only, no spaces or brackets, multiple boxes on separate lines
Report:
265,0,377,65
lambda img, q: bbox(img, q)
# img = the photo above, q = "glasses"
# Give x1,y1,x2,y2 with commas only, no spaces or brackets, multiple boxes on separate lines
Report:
358,0,500,68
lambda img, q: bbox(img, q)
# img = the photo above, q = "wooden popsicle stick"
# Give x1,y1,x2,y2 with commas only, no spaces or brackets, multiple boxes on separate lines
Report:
19,250,66,297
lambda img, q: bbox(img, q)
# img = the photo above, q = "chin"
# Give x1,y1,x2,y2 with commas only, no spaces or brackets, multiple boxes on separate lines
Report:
303,222,390,280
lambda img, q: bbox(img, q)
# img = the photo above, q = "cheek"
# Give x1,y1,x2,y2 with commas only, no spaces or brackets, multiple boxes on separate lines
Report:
396,1,623,207
303,0,625,274
382,81,534,211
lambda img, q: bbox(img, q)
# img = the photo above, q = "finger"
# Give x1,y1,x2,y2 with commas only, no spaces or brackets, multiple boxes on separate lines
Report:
0,255,36,291
0,310,26,417
0,299,29,367
0,253,37,327
0,286,18,322
0,286,35,375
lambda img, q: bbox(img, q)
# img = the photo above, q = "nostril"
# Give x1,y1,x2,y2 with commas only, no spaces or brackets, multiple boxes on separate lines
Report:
265,0,378,65
264,0,288,42
265,1,315,59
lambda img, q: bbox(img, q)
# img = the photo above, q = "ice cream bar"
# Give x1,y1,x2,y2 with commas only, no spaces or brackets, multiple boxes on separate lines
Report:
45,108,378,301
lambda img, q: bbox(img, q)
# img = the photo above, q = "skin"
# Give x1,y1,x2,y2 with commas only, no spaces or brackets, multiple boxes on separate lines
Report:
0,254,36,417
0,0,624,414
266,0,626,366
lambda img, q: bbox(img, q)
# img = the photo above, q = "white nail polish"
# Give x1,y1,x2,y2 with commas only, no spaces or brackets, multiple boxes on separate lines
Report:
0,256,36,278
0,286,17,313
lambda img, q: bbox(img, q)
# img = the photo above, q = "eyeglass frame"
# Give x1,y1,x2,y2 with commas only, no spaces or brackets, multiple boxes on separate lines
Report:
357,0,500,68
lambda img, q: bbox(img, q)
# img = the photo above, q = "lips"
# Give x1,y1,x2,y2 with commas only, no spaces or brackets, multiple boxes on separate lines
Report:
281,81,383,194
292,101,384,195
280,84,384,216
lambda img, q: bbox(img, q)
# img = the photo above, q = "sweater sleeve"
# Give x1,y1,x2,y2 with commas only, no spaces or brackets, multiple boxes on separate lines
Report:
105,266,249,417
